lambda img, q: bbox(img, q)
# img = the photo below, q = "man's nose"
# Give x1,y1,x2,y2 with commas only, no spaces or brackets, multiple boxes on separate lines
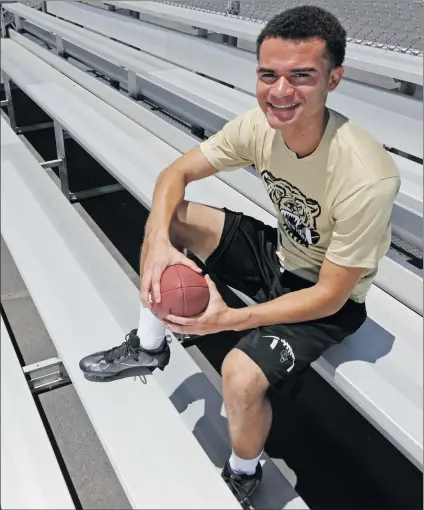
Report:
270,76,294,98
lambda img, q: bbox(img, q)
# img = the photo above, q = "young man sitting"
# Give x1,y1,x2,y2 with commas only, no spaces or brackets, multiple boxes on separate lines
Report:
80,5,400,504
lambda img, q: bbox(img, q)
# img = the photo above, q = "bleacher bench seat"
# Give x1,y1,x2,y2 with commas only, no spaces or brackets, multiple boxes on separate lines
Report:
1,35,422,472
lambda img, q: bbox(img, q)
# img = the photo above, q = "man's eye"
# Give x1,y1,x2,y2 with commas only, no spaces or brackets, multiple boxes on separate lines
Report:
262,73,276,78
293,73,309,78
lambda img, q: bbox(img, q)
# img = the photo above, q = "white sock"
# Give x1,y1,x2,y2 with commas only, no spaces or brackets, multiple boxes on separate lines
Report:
229,450,263,475
136,303,166,351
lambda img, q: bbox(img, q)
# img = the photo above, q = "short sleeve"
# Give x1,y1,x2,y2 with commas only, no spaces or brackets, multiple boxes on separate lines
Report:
199,109,257,171
326,177,400,269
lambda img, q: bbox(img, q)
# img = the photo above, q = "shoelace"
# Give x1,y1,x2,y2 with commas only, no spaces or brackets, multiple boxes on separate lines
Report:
104,334,139,363
225,473,255,510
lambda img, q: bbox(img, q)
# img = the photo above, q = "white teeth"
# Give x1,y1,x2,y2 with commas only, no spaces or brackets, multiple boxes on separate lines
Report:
271,104,298,109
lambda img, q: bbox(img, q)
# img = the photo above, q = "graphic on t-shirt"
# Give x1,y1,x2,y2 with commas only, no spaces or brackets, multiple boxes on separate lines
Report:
261,170,321,247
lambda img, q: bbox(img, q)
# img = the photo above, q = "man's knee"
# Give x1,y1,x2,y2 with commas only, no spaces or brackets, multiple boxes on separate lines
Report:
222,348,269,406
169,200,191,248
173,200,190,224
170,200,225,260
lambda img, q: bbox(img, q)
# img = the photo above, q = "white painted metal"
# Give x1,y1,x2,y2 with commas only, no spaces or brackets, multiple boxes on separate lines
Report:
236,279,424,471
2,37,422,471
0,313,75,510
39,1,423,160
242,276,423,470
22,356,62,375
391,153,423,216
14,3,256,130
313,283,423,471
8,30,210,154
0,40,273,224
10,30,422,316
2,71,17,132
0,42,304,509
9,5,423,223
100,0,423,87
20,20,237,136
0,117,242,510
373,256,423,317
150,66,257,118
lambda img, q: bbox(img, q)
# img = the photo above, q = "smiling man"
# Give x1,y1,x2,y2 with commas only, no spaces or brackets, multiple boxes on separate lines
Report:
80,5,400,506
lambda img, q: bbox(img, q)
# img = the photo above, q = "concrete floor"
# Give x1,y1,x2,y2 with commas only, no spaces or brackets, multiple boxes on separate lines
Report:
1,84,423,510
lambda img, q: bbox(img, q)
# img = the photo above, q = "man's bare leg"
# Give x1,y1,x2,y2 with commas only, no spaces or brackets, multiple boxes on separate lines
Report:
222,349,271,467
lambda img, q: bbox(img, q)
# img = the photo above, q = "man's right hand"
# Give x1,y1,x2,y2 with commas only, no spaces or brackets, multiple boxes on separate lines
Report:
140,237,202,309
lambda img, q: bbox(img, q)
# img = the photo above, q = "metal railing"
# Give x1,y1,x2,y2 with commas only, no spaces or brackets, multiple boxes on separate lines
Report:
157,0,423,56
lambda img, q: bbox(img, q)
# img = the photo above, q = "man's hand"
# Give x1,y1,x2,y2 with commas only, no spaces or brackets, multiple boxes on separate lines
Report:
140,236,202,308
162,275,236,335
224,258,367,331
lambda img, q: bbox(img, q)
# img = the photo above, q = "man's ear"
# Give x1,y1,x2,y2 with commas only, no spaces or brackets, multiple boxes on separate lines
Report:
328,65,344,92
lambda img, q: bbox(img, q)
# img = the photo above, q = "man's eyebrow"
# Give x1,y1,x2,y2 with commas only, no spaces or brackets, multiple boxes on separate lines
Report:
257,66,318,73
257,67,276,73
290,67,317,73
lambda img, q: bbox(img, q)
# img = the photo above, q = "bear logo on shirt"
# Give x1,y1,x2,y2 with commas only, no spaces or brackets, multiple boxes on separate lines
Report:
261,170,321,247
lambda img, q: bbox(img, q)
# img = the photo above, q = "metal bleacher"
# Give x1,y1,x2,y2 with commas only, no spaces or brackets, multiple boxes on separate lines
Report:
1,0,423,508
1,310,75,509
15,1,423,255
0,77,245,510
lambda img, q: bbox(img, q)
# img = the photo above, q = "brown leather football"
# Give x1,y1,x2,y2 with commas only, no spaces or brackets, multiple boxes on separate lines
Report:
150,264,210,319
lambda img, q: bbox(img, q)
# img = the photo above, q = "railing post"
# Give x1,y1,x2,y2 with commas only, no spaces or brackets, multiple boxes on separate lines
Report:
126,68,139,99
2,72,18,133
1,7,6,39
15,14,22,33
197,28,208,38
53,121,70,199
54,33,65,57
227,0,241,15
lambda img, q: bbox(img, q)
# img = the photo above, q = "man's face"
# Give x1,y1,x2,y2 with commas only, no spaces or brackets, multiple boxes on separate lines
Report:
256,37,343,130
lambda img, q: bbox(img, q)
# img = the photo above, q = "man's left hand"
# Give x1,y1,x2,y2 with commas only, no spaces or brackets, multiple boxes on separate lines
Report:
162,274,237,335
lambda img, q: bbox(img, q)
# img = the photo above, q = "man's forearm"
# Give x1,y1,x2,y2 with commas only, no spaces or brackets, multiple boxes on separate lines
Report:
139,165,186,276
146,166,186,241
231,284,341,331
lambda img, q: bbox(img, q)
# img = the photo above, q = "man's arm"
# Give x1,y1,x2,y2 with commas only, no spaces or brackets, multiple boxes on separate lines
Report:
144,146,219,243
230,176,400,331
142,109,256,275
230,260,365,330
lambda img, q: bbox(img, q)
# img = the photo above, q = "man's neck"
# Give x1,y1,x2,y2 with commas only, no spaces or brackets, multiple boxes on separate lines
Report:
280,109,329,159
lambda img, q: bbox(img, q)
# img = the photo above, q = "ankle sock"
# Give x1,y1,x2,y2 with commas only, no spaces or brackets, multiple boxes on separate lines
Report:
229,450,263,476
136,303,165,351
140,337,167,354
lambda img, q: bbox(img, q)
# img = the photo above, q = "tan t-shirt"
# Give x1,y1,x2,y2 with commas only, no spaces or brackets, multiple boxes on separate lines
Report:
199,107,400,303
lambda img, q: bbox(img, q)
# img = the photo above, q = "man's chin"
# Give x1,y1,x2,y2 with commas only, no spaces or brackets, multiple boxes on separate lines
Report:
266,111,297,130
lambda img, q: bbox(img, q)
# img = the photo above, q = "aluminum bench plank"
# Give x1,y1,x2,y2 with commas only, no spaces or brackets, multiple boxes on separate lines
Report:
1,41,305,510
1,120,241,510
46,1,258,117
12,29,422,319
42,1,423,160
313,280,423,469
1,38,274,225
0,312,75,509
27,4,424,208
391,153,423,216
3,36,422,471
100,0,423,86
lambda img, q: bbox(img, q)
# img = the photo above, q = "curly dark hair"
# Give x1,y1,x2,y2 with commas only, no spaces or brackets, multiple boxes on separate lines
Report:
256,5,347,68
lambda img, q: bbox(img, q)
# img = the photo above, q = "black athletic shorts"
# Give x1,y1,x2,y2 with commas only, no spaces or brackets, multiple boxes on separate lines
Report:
204,208,367,393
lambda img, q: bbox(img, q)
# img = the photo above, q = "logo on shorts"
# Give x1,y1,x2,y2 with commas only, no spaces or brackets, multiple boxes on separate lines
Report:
264,335,295,372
